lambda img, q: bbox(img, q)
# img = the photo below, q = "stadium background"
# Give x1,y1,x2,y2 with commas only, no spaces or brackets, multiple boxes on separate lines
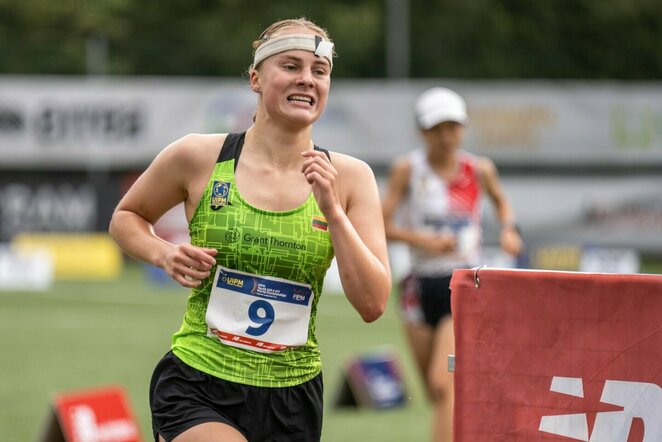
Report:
1,1,662,441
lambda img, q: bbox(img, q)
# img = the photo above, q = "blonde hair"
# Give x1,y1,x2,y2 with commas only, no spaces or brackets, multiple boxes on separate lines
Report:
250,17,334,70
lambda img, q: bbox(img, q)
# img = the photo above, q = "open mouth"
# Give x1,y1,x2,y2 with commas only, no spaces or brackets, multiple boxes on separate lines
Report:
287,95,314,106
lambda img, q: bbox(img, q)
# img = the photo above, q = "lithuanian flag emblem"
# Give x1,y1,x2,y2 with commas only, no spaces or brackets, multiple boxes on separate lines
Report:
311,215,328,231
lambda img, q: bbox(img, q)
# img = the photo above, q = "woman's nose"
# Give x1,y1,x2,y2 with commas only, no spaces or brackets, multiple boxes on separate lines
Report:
296,68,315,87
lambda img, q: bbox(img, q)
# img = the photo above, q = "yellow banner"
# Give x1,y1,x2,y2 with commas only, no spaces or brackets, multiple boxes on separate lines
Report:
12,233,123,280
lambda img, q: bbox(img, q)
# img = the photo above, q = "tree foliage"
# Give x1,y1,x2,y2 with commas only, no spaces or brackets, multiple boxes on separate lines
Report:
0,0,660,79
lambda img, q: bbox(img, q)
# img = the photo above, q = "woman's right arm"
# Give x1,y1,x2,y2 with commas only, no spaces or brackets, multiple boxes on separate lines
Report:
109,135,217,287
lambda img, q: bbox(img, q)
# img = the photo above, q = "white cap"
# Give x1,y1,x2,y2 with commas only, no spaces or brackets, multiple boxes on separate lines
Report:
414,87,468,129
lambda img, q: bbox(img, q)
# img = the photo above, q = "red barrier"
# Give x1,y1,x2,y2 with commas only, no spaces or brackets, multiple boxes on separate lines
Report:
451,268,662,441
40,385,142,442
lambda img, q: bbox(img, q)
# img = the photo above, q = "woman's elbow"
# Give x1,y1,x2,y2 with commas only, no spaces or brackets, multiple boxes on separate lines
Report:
360,306,385,323
108,209,132,244
358,291,390,323
108,214,118,240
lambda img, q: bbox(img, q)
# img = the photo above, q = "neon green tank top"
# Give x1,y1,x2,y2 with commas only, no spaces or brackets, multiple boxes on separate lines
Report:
171,133,334,387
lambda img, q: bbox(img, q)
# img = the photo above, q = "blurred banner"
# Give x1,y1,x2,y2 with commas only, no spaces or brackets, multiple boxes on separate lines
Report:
1,77,661,252
451,268,662,441
0,244,53,290
1,77,662,168
0,170,134,241
13,232,123,280
0,77,255,170
386,171,662,256
489,175,662,255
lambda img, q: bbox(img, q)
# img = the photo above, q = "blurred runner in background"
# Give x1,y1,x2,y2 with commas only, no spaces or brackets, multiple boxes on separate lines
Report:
382,86,522,442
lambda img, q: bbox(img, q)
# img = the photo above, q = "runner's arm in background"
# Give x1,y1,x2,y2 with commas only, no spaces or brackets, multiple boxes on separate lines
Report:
478,156,523,256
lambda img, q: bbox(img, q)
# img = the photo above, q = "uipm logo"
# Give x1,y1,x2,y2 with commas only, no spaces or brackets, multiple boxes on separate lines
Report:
539,376,662,441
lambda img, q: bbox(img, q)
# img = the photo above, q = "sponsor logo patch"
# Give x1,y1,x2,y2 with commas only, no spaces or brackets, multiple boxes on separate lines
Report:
210,181,231,209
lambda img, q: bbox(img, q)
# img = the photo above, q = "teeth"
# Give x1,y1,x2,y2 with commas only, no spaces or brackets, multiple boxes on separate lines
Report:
289,95,312,104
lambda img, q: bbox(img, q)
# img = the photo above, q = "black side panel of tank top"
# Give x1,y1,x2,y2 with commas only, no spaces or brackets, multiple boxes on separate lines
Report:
216,131,331,170
315,145,331,161
217,132,245,170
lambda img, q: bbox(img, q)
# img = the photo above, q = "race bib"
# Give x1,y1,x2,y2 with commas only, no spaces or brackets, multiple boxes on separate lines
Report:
457,224,479,257
205,265,313,353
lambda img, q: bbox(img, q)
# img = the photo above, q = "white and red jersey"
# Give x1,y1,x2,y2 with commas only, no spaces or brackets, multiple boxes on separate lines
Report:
403,148,482,276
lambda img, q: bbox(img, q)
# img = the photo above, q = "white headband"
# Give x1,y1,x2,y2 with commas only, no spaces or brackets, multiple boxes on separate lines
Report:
254,34,334,68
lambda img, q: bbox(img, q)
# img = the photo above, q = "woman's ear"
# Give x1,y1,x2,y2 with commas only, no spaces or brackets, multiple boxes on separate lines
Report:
249,70,261,93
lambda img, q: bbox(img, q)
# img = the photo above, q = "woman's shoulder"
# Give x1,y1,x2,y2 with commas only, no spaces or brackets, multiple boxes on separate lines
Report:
151,133,228,175
170,133,227,150
162,133,225,158
326,150,375,178
461,151,497,181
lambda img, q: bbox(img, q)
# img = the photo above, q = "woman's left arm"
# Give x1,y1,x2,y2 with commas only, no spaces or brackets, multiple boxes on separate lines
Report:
479,156,523,256
301,150,391,322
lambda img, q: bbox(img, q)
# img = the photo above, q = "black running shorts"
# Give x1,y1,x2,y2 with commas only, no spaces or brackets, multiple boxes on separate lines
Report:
399,274,453,327
149,351,324,442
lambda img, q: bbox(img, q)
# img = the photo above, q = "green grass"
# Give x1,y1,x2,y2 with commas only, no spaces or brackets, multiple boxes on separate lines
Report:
6,259,660,441
0,265,430,442
641,257,662,275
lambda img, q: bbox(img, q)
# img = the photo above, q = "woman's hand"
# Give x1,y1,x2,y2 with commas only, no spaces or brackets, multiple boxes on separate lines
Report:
500,226,523,256
162,243,218,288
301,150,341,217
420,232,457,255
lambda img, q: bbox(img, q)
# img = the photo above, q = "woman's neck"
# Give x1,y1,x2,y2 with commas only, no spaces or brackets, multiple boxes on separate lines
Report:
245,124,314,168
426,147,460,179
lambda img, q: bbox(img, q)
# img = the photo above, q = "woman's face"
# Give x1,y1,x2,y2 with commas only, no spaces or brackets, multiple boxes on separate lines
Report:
250,27,332,128
420,121,465,154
